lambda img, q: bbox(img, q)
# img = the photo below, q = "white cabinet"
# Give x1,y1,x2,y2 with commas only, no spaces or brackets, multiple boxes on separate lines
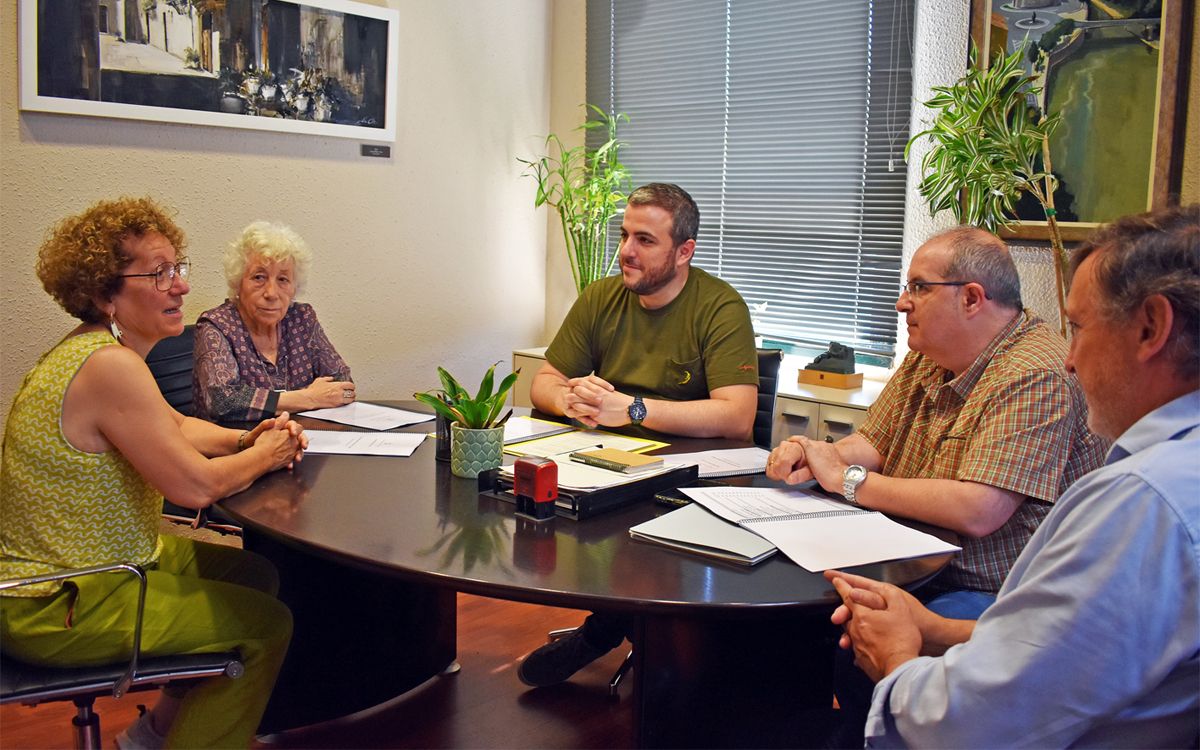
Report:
773,396,869,445
511,347,547,408
770,358,886,445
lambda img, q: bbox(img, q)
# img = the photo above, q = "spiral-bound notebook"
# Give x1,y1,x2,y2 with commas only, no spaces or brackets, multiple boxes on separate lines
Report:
680,486,960,572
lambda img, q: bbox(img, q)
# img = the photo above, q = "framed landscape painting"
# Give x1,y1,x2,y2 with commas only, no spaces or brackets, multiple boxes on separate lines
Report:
969,0,1191,240
19,0,399,142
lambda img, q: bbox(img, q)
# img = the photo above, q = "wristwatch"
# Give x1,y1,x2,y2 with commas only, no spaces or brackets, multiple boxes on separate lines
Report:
627,395,647,426
842,464,868,506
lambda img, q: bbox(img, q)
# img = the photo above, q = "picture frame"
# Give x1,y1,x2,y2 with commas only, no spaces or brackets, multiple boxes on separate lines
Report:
19,0,399,142
968,0,1191,241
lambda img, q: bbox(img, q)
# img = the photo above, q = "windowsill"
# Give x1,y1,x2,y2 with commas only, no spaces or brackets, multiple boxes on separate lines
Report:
777,353,891,407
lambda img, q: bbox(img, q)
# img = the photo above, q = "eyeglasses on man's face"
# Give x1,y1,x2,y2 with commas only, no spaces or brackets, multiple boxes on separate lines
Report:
899,280,970,297
120,260,190,291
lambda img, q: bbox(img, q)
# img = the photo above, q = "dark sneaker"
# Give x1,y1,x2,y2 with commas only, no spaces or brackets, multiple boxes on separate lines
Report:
517,630,612,687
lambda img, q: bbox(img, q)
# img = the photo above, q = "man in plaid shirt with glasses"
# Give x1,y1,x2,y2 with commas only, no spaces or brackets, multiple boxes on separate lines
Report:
768,226,1107,747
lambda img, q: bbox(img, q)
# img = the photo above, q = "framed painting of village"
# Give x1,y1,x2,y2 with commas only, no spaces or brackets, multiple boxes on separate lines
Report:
19,0,399,142
968,0,1190,241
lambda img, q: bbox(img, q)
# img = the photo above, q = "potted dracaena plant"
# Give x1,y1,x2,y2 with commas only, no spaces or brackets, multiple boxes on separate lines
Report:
519,104,631,295
415,363,518,479
906,43,1068,335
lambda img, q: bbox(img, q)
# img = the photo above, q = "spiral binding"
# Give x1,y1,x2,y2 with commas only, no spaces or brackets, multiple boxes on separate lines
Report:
741,508,874,523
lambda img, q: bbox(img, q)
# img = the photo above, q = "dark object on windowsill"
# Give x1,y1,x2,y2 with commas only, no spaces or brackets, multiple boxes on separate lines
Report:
806,342,856,374
800,342,864,390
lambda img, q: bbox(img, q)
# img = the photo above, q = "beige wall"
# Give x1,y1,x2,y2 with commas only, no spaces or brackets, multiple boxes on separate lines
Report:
1,0,553,429
543,0,586,334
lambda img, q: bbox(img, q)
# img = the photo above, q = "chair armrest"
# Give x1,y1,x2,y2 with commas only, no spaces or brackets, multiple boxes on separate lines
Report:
0,563,148,698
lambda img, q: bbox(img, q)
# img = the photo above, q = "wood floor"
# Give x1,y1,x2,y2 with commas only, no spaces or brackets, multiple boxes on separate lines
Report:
0,594,636,749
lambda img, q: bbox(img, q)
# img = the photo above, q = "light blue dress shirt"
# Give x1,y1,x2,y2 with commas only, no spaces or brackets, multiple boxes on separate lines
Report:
866,390,1200,748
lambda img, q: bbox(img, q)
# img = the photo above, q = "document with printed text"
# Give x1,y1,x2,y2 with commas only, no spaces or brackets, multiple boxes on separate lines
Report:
304,430,427,457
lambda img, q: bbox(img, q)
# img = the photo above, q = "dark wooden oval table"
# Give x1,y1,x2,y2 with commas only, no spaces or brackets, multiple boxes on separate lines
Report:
220,404,954,747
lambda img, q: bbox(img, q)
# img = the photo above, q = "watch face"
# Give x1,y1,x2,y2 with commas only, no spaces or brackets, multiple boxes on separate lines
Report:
628,397,647,424
845,465,867,484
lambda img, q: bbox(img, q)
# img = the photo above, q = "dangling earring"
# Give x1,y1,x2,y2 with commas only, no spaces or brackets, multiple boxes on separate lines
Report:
109,317,123,341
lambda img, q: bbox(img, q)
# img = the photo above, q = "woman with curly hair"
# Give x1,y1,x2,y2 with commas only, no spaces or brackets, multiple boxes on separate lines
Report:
0,197,303,749
193,221,353,422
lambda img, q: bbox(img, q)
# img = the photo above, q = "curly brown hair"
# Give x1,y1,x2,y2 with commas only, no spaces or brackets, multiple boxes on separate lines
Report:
36,197,187,323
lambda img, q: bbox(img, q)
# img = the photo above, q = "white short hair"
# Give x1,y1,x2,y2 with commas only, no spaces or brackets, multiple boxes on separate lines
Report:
224,221,313,297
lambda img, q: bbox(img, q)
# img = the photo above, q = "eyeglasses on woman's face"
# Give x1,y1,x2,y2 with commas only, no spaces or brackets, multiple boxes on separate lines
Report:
120,260,190,291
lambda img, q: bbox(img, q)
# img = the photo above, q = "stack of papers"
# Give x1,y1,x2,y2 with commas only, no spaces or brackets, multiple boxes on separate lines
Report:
677,486,960,572
630,504,777,565
503,416,575,444
504,429,667,457
501,455,678,491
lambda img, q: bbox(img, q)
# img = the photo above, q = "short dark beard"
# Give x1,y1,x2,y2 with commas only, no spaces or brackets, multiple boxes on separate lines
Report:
623,249,680,296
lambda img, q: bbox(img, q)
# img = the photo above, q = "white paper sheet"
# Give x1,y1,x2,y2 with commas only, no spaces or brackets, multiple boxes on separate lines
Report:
298,402,434,431
304,430,427,457
661,446,770,478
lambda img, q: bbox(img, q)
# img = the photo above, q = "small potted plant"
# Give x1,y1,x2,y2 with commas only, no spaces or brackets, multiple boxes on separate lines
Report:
415,363,518,478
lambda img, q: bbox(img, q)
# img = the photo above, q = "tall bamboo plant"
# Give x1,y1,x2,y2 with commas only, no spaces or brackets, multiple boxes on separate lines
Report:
519,104,630,295
906,44,1069,335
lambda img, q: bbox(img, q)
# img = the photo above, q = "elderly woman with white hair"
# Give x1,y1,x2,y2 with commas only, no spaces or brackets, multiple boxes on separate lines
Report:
194,221,353,422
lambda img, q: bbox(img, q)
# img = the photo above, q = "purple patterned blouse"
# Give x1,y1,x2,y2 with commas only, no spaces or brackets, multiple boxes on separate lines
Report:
192,300,352,422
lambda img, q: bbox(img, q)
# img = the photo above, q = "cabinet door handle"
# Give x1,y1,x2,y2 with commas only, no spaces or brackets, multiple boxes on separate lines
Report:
824,435,835,443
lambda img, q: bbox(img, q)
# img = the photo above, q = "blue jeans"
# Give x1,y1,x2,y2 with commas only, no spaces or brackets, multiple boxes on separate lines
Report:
829,589,996,747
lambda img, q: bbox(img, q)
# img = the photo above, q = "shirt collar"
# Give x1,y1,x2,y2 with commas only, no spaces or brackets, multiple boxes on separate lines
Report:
1106,390,1200,464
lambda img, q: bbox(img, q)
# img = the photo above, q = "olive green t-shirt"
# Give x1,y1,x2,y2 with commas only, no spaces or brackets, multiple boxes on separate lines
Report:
545,267,758,437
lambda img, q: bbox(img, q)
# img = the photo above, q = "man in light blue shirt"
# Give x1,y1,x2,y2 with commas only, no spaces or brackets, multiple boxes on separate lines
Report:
826,204,1199,748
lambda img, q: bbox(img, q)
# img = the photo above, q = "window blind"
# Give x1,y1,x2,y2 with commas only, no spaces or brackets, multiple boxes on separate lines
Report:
586,0,914,362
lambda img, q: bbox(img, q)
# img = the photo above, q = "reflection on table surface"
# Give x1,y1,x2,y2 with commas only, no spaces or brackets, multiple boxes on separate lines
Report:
220,402,954,614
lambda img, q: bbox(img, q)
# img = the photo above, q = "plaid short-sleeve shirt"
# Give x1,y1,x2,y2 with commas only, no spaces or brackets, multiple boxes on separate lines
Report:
858,312,1107,594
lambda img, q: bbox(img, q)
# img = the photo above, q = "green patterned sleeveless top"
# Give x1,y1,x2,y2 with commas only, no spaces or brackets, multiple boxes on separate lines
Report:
1,331,163,597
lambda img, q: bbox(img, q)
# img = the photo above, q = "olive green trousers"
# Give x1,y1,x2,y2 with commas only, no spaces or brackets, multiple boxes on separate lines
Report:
1,535,292,749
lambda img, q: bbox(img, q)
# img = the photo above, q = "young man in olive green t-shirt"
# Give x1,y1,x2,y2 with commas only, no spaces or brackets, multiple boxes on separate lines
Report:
530,183,759,441
519,183,759,688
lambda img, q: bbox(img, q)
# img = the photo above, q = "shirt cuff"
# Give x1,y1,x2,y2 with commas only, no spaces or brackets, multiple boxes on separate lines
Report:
864,656,928,748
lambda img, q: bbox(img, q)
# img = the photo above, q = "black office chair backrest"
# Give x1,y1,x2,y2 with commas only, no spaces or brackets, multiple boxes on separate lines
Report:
755,349,783,448
146,325,196,416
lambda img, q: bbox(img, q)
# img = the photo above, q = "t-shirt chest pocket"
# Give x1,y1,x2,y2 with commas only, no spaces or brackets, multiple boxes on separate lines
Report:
659,355,707,401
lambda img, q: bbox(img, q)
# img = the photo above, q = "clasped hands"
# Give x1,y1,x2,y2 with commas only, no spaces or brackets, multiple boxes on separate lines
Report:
825,570,928,683
560,375,633,428
240,411,308,470
765,435,847,493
